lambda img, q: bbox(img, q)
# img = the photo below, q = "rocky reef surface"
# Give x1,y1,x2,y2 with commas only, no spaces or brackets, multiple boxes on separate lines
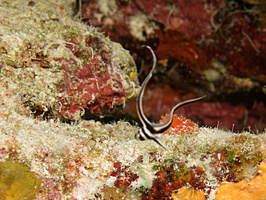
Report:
1,86,266,199
81,0,266,132
0,0,266,200
0,0,138,121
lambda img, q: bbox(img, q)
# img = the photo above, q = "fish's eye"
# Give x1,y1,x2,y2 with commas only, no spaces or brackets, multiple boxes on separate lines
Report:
135,133,140,140
135,130,145,141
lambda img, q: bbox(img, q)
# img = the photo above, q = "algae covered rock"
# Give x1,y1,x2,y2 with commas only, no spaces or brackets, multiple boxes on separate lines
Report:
0,0,138,121
0,162,41,200
0,0,265,200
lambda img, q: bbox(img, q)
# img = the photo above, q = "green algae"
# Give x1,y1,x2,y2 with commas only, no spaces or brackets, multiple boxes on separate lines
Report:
0,162,41,200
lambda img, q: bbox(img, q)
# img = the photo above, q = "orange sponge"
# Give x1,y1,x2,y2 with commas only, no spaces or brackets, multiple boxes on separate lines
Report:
161,114,197,135
215,162,266,200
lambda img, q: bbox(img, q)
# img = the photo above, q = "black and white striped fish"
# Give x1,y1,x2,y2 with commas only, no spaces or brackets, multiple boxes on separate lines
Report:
136,45,206,150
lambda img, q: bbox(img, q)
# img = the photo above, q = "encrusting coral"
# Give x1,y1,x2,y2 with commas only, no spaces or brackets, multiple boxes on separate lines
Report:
0,0,266,199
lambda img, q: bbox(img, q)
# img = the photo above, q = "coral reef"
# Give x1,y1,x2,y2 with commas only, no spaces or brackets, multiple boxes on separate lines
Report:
1,77,265,199
172,161,266,200
125,83,266,132
0,89,265,199
81,0,266,132
0,0,138,121
0,0,266,199
81,0,266,80
215,162,266,200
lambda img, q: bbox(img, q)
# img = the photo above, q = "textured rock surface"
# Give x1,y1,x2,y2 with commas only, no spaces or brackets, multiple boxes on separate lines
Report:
0,0,266,200
81,0,266,132
0,0,138,121
0,84,265,199
81,0,266,80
